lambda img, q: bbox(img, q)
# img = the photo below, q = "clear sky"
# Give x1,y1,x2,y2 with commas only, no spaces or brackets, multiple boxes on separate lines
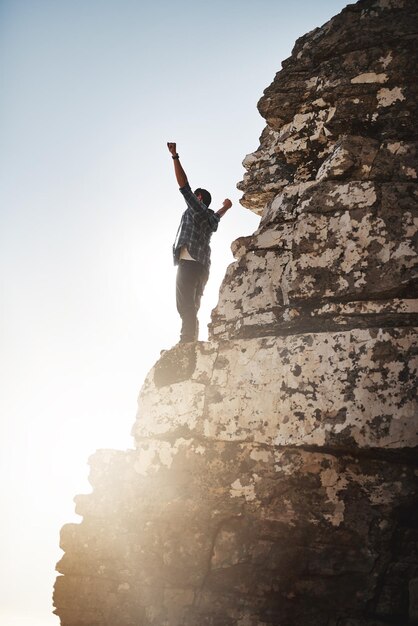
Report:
0,1,349,623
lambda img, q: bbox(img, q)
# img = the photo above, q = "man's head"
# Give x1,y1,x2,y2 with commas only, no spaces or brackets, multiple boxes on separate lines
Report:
194,188,212,207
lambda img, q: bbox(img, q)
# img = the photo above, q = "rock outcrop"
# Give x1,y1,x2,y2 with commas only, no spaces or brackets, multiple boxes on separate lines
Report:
53,0,418,624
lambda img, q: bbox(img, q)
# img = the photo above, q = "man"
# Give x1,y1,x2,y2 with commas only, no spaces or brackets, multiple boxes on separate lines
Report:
167,141,232,343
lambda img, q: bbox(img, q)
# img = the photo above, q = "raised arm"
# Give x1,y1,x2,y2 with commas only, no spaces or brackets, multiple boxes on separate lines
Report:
216,198,232,218
167,142,188,188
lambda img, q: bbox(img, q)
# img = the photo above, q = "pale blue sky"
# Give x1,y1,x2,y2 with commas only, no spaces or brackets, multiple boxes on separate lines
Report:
0,1,349,623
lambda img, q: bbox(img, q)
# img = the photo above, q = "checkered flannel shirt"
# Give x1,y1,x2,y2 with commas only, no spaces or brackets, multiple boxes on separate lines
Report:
172,183,220,269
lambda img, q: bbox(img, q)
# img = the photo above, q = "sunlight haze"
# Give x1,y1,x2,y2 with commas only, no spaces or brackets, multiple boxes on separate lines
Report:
0,0,349,623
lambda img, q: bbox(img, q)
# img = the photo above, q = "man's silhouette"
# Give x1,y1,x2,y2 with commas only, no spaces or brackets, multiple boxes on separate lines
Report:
167,142,232,343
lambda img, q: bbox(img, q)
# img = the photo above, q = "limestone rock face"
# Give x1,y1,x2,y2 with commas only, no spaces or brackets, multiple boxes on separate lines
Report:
217,0,418,340
54,1,418,625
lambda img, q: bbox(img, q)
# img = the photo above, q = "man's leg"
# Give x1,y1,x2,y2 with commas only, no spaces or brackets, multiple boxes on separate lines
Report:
176,260,207,342
194,266,209,340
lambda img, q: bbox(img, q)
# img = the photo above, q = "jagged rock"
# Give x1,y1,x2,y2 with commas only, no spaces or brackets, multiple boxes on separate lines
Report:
132,333,417,452
54,0,418,624
217,0,418,340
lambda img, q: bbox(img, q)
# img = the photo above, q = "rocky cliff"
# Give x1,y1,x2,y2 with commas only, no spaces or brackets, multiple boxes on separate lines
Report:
53,0,418,624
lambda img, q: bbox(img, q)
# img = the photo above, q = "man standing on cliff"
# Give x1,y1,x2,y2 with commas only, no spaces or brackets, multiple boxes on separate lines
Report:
167,142,232,343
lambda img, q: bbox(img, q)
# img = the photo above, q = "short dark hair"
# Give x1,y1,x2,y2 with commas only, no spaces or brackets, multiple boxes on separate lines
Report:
194,188,212,207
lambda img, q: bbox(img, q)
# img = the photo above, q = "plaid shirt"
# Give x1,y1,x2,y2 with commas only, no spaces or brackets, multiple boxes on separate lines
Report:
172,183,220,269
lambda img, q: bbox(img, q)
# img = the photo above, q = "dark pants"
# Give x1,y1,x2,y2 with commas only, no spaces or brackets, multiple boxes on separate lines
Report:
176,260,208,342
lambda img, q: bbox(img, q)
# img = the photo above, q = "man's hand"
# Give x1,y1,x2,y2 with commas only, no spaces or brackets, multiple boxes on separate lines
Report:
167,142,177,156
216,199,232,218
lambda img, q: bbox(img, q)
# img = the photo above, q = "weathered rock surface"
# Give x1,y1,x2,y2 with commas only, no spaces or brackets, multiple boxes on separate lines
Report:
218,0,418,340
54,0,418,624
